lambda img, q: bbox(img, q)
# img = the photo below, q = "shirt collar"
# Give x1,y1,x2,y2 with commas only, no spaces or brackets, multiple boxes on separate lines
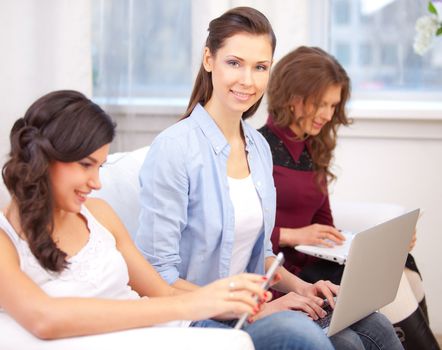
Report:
266,115,308,161
241,118,255,151
191,103,255,155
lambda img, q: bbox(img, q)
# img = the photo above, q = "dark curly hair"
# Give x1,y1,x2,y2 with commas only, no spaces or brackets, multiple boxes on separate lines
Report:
2,90,115,272
183,6,276,120
267,46,351,188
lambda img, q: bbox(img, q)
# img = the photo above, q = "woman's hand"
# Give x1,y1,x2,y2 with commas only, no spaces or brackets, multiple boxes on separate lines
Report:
279,224,345,247
298,279,339,310
254,291,327,321
182,273,269,321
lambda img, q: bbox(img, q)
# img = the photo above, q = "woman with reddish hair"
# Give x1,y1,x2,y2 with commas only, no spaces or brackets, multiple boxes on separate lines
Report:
260,45,438,349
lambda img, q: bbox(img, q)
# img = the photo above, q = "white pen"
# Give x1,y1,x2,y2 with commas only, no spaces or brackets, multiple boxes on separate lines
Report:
234,252,285,330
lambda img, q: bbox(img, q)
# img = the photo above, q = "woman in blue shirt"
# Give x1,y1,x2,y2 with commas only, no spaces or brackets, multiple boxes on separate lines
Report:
136,7,334,350
136,6,401,350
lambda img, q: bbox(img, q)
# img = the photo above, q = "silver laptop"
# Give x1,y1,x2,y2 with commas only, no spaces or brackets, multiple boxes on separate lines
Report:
312,209,419,336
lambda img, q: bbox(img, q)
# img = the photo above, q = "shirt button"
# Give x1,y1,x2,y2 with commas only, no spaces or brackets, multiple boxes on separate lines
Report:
256,181,261,187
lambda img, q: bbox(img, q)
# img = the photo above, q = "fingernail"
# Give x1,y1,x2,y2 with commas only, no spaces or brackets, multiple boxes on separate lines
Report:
262,276,268,281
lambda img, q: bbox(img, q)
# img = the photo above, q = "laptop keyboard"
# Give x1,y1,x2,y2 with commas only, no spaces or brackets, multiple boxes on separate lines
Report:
315,300,334,329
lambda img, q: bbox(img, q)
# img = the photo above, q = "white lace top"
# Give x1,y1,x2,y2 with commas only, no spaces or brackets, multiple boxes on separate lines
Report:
0,206,190,327
0,206,140,299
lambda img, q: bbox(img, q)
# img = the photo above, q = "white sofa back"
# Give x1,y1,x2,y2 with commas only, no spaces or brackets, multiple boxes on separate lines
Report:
92,146,149,239
331,200,405,233
93,146,407,240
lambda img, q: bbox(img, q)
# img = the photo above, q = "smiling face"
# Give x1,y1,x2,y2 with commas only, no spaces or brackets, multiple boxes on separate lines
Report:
290,84,342,137
48,144,110,213
203,32,273,118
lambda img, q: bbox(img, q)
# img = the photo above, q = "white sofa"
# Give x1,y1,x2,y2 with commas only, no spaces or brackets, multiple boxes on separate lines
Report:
95,146,409,243
94,146,416,323
32,147,403,350
0,146,419,349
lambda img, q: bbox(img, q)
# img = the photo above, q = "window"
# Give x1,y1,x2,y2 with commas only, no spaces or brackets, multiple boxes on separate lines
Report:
91,0,192,102
328,0,442,98
358,43,372,66
335,42,351,66
333,0,351,25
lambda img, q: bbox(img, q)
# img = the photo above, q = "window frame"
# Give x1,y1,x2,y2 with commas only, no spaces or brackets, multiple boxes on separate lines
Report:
308,0,442,121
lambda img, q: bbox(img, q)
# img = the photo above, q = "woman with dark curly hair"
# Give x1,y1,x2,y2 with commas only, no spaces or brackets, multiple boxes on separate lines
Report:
0,90,276,348
259,46,439,349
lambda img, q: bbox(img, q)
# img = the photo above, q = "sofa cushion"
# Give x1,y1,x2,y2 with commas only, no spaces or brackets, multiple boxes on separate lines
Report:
330,199,405,232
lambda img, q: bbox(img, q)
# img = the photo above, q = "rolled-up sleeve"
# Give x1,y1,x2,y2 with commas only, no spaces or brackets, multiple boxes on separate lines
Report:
135,135,189,284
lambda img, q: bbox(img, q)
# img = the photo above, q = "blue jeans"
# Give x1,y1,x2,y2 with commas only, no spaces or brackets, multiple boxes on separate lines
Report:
191,310,334,350
330,312,403,350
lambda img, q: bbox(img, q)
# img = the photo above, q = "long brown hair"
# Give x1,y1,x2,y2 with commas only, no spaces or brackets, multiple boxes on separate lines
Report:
267,46,351,186
183,6,276,119
2,90,115,272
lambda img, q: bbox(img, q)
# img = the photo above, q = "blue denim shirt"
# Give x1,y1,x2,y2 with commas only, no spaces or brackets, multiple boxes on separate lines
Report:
135,104,276,286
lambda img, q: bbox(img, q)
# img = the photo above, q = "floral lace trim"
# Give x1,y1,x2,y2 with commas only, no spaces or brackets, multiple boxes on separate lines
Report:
14,213,116,289
259,126,314,171
58,230,110,288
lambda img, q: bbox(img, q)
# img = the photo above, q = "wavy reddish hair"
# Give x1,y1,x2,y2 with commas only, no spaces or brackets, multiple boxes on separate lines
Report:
267,46,351,188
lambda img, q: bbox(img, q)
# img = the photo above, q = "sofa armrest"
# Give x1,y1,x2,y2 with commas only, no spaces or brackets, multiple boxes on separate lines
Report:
0,313,254,350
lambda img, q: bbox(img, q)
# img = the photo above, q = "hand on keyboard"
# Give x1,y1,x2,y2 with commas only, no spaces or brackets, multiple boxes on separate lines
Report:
315,298,336,329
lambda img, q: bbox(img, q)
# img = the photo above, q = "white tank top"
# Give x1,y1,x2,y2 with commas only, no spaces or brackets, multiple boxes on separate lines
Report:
228,174,264,275
0,206,140,299
0,206,190,327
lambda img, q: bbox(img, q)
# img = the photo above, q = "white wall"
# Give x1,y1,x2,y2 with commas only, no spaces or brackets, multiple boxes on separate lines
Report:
0,0,92,207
